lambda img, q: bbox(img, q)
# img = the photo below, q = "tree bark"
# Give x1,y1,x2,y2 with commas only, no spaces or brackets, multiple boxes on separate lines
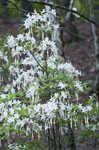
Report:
60,1,77,150
89,0,99,98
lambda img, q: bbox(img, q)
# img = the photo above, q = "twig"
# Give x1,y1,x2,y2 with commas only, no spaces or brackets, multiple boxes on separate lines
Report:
32,52,46,72
7,0,27,13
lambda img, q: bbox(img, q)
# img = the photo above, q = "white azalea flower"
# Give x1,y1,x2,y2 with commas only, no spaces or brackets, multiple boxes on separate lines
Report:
14,113,19,119
31,37,36,45
7,116,15,123
54,93,59,98
86,105,92,111
58,82,66,89
75,81,83,92
0,94,6,99
7,35,16,48
24,14,33,29
61,91,67,99
9,108,14,115
3,111,8,118
17,34,24,42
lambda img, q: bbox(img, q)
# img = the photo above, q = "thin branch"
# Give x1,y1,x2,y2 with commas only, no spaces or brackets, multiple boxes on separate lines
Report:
1,0,99,28
89,0,99,92
7,0,26,13
2,0,99,28
28,0,99,28
32,52,46,72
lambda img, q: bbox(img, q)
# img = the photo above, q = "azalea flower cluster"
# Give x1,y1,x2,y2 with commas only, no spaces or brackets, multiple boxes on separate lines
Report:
0,6,98,149
8,143,26,150
0,95,98,138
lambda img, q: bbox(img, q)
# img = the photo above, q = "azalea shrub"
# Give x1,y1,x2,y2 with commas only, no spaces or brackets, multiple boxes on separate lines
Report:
0,6,99,150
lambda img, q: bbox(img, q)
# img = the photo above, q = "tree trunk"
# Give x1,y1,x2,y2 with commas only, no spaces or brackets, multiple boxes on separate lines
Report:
89,0,99,98
60,1,77,150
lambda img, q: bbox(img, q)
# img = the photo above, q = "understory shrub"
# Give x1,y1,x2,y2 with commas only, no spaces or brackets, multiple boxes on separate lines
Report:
0,6,99,150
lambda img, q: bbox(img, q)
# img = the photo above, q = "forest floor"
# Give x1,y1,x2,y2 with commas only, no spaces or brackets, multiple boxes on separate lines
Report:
0,17,99,150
